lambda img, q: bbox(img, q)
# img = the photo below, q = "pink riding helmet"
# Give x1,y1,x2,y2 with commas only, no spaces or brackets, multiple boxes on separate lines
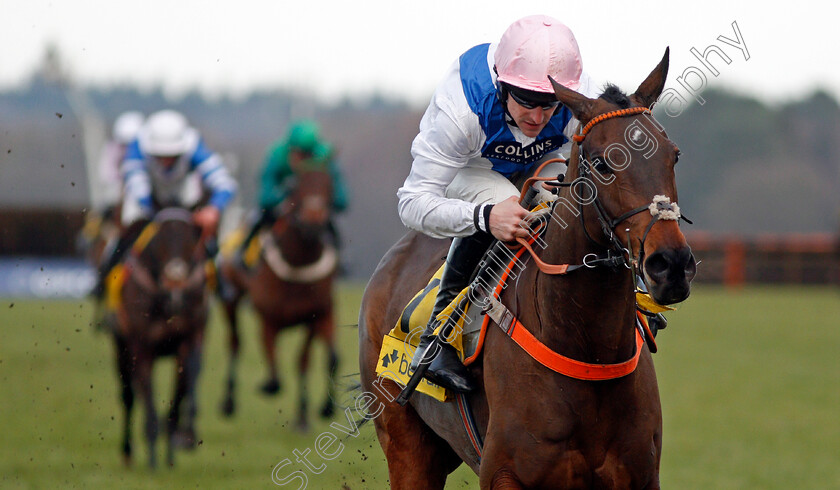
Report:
494,15,582,93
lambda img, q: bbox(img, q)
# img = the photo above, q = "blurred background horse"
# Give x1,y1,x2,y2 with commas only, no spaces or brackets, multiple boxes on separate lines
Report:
219,164,339,431
109,207,210,468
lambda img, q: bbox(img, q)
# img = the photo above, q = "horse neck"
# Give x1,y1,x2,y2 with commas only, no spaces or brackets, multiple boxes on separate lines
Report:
526,190,638,362
275,223,326,267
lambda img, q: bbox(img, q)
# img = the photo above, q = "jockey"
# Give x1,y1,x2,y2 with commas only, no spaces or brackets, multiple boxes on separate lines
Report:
238,119,349,260
98,111,145,220
91,109,238,299
81,111,143,266
399,15,600,393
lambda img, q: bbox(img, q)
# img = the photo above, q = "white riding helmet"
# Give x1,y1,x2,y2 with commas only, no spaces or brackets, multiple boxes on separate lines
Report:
112,111,144,145
494,15,582,93
138,110,197,157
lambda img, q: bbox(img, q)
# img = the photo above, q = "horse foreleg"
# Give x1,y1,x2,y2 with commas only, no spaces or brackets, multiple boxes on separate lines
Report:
134,354,158,469
478,462,526,490
314,311,338,419
181,342,202,445
295,327,317,432
167,341,202,466
166,352,186,468
258,319,281,395
114,336,134,466
479,442,544,489
321,348,338,419
220,297,241,417
486,471,526,489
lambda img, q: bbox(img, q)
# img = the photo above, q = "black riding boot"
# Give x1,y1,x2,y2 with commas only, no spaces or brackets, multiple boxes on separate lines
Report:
409,232,493,393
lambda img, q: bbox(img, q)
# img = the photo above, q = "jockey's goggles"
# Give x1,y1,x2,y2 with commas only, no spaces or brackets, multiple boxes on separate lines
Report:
508,88,561,110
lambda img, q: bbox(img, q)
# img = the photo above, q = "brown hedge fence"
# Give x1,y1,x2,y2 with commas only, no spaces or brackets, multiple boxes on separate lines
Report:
0,208,86,256
686,232,840,286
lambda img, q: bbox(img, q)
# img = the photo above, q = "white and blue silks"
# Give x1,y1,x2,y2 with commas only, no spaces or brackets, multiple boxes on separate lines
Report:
398,43,599,239
121,134,237,225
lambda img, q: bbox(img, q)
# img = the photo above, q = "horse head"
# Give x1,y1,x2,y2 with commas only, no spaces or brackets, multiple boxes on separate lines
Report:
275,162,334,243
133,208,207,320
550,48,696,305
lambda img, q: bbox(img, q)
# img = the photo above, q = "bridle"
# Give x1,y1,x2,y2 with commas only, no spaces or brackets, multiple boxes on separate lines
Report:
482,107,689,370
518,107,690,276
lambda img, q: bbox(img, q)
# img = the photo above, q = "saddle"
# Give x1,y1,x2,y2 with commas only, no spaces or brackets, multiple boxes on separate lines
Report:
375,263,480,402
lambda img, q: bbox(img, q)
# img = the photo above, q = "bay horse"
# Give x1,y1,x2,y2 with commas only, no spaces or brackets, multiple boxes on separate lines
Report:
359,48,696,489
219,164,339,431
111,207,210,468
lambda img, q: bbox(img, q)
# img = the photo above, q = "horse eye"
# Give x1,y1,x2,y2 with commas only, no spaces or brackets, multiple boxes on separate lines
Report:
591,156,612,174
674,148,681,164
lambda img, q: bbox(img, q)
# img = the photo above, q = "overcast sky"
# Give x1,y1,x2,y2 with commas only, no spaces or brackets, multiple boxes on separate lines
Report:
3,0,836,107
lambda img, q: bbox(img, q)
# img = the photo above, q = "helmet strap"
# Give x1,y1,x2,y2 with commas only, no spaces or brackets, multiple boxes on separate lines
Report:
494,67,519,129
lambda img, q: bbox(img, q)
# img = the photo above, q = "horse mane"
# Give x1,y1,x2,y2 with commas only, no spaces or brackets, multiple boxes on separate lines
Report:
599,83,632,108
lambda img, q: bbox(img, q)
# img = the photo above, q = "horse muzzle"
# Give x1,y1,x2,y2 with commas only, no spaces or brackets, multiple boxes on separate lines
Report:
300,196,330,226
642,245,696,305
160,259,206,313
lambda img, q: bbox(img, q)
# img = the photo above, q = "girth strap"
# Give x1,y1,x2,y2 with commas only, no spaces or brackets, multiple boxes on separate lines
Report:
456,393,483,461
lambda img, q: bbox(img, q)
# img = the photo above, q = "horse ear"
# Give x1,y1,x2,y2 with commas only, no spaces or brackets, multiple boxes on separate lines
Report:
549,76,597,123
632,47,670,108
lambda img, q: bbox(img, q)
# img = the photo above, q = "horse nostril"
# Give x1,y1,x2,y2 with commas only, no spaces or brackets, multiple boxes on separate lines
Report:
644,252,670,281
684,252,697,281
645,247,696,284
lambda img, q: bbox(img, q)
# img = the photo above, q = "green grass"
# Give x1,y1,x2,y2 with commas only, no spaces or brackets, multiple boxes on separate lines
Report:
0,284,837,488
657,286,840,489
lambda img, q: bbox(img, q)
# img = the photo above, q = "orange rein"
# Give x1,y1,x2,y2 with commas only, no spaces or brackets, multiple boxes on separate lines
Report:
510,158,571,274
517,157,568,204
